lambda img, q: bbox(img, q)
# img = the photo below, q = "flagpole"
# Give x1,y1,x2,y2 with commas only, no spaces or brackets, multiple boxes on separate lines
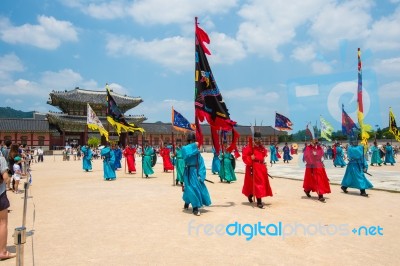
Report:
172,130,175,186
141,132,144,178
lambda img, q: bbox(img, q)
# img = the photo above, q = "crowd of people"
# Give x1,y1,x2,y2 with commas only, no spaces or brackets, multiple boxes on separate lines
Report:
0,135,395,261
0,140,45,260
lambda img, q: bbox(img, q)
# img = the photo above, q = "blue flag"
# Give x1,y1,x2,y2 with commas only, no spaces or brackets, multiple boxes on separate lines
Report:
172,107,195,132
275,112,293,131
342,104,358,136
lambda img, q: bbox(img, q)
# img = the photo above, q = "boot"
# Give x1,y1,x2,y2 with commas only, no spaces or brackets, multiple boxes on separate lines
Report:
341,186,348,193
318,194,326,202
193,207,200,216
360,189,368,197
184,203,189,210
247,195,253,203
256,198,264,209
304,190,311,198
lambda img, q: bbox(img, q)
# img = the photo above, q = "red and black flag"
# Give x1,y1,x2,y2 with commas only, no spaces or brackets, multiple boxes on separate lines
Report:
194,17,238,154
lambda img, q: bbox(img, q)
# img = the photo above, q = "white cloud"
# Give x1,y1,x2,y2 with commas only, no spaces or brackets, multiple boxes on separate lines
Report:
378,82,400,100
366,8,400,51
0,15,78,50
208,32,246,64
224,87,280,104
106,34,192,71
311,61,333,74
309,0,372,49
107,82,130,96
62,0,238,24
85,1,127,19
41,69,84,90
373,57,400,76
128,0,238,25
106,32,245,72
295,84,319,97
291,45,316,62
0,78,44,96
237,0,329,61
0,53,24,80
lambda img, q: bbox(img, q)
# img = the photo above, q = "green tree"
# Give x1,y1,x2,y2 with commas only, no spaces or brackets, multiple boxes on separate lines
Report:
88,137,100,148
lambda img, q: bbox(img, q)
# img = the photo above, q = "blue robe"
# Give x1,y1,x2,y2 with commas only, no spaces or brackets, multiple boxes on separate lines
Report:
219,151,237,182
81,146,92,171
341,145,373,190
211,147,221,174
384,145,396,165
182,143,211,208
114,147,122,169
101,147,116,180
142,146,155,176
370,146,382,165
333,146,347,167
282,145,292,161
270,145,278,163
175,147,185,183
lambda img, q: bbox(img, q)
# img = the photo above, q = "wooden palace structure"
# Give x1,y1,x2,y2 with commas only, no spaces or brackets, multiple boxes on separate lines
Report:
0,88,285,150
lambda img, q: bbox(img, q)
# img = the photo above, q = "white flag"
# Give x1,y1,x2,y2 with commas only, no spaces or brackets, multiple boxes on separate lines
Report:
87,103,109,141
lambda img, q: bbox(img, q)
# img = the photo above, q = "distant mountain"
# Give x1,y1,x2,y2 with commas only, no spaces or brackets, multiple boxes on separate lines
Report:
0,107,34,118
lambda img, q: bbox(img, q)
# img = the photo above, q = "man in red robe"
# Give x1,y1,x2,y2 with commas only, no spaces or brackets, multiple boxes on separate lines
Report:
160,144,174,172
303,139,331,202
123,144,136,174
332,143,337,161
242,132,273,209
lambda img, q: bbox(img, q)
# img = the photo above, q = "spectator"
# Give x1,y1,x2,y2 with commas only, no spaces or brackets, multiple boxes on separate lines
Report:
37,147,44,162
0,156,16,260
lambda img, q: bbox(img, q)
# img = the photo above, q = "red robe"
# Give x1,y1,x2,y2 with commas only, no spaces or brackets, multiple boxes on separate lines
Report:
123,147,136,172
332,145,337,161
242,144,273,198
276,146,281,158
160,147,174,171
303,144,331,195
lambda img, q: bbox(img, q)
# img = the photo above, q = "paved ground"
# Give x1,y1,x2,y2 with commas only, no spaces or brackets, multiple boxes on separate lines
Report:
3,152,400,265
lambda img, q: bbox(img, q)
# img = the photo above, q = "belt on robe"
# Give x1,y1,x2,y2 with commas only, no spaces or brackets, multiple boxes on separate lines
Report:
253,160,265,164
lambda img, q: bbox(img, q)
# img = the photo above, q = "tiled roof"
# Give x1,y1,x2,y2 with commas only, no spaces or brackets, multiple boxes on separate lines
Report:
47,113,147,132
0,118,50,132
47,88,143,113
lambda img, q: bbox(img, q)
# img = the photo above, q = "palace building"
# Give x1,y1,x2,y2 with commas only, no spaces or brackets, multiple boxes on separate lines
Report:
0,88,285,150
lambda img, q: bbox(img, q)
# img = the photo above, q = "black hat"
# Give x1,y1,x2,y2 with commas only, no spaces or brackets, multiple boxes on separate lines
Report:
349,135,358,146
254,132,262,138
187,133,196,142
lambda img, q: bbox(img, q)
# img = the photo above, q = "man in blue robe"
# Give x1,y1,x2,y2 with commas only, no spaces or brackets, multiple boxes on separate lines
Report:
211,146,220,175
341,139,373,197
142,141,155,178
100,145,116,181
113,144,122,170
81,145,93,172
384,142,396,166
182,133,211,216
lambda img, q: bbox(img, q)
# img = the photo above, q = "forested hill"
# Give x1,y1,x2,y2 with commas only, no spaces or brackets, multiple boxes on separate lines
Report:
0,107,34,118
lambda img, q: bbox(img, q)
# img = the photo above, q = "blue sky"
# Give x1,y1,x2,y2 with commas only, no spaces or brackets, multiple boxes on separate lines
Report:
1,0,400,133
